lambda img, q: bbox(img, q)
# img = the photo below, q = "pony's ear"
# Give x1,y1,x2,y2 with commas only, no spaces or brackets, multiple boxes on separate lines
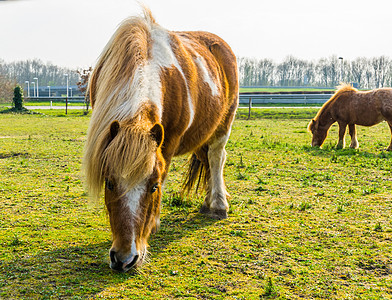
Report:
312,119,318,129
150,123,164,148
307,119,315,132
109,120,120,140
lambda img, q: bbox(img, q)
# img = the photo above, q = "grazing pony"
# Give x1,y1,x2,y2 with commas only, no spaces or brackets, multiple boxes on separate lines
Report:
308,84,392,150
83,9,238,272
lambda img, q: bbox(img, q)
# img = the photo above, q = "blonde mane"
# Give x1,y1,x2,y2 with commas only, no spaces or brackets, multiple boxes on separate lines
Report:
83,8,158,200
90,114,157,200
318,84,357,117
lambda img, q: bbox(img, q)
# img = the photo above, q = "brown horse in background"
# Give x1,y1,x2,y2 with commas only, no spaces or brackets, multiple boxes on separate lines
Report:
308,84,392,150
83,8,238,272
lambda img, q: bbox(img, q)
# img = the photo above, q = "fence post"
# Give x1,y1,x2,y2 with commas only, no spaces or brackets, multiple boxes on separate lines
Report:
65,97,68,115
247,97,252,120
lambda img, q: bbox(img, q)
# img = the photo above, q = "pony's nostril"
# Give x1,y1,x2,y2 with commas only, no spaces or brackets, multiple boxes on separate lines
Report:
125,255,139,269
110,250,117,264
109,250,139,272
109,250,125,272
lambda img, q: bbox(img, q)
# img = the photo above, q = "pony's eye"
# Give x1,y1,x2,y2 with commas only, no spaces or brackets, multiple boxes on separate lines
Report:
150,183,159,194
105,178,114,191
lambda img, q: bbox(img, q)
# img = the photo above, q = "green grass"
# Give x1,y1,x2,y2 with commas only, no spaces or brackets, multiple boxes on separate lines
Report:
237,107,319,120
1,108,392,299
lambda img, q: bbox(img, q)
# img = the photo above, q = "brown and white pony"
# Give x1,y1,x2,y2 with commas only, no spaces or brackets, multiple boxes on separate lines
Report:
308,84,392,150
83,9,238,272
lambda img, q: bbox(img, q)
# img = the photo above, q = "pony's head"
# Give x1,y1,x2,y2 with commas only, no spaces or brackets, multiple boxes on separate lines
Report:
99,119,165,272
307,118,328,147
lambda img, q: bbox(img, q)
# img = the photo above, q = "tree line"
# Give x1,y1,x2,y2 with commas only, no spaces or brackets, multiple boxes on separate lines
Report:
0,58,80,86
238,55,392,89
3,56,392,90
1,55,392,102
0,59,80,102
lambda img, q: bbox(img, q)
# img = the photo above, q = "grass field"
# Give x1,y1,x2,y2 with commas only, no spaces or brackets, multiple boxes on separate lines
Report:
0,108,391,299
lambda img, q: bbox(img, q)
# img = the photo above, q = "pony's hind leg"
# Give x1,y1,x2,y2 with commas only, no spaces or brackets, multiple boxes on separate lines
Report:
348,124,359,149
387,122,392,151
336,121,347,149
200,134,230,219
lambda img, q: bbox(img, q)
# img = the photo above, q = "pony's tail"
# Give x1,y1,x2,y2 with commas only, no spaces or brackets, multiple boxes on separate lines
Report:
182,145,210,195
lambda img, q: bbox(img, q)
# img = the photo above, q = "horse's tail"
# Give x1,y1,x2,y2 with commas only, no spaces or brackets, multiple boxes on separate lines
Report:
182,145,210,194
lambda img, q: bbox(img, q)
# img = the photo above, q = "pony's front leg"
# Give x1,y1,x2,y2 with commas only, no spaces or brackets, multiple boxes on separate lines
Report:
337,121,347,149
200,135,230,219
348,124,359,149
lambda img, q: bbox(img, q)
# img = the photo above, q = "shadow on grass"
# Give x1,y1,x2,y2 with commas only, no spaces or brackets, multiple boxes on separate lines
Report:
303,144,392,159
0,241,112,298
150,209,219,252
0,152,29,159
0,207,218,298
0,107,41,115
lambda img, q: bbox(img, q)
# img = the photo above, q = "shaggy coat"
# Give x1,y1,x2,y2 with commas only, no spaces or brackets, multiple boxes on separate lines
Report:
83,8,238,272
308,84,392,150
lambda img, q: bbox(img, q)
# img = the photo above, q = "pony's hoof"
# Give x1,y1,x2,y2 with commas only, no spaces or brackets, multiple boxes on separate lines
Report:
199,206,228,219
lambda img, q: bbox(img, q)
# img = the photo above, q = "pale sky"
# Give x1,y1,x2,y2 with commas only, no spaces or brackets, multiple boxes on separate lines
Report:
0,0,391,69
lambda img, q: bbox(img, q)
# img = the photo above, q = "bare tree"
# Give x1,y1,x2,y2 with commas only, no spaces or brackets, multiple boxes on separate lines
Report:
350,58,365,87
256,59,274,86
371,56,389,88
0,59,79,87
0,74,16,103
76,67,92,113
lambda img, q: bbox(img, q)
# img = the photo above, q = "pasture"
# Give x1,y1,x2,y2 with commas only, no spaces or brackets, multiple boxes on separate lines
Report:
0,108,391,299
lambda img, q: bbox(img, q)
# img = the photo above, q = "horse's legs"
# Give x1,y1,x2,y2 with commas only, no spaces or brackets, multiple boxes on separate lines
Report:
387,121,392,151
200,133,231,219
337,121,347,149
348,124,359,149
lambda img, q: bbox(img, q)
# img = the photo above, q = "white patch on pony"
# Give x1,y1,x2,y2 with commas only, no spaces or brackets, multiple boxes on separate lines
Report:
107,64,164,123
140,63,163,119
149,25,194,129
195,56,219,96
121,238,140,269
131,239,138,256
108,75,151,121
124,180,147,216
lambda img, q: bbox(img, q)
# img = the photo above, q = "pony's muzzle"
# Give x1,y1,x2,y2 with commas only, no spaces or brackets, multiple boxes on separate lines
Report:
311,141,321,148
109,249,139,272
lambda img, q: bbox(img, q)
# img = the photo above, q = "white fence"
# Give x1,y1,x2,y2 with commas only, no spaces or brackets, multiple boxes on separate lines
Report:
239,93,333,105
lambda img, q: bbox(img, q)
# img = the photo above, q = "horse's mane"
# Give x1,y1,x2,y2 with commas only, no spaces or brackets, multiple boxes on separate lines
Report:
89,7,155,113
83,8,158,200
308,83,357,132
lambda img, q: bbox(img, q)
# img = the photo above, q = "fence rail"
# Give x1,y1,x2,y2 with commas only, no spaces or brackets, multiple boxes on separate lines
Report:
26,93,334,106
26,96,86,102
239,93,333,105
